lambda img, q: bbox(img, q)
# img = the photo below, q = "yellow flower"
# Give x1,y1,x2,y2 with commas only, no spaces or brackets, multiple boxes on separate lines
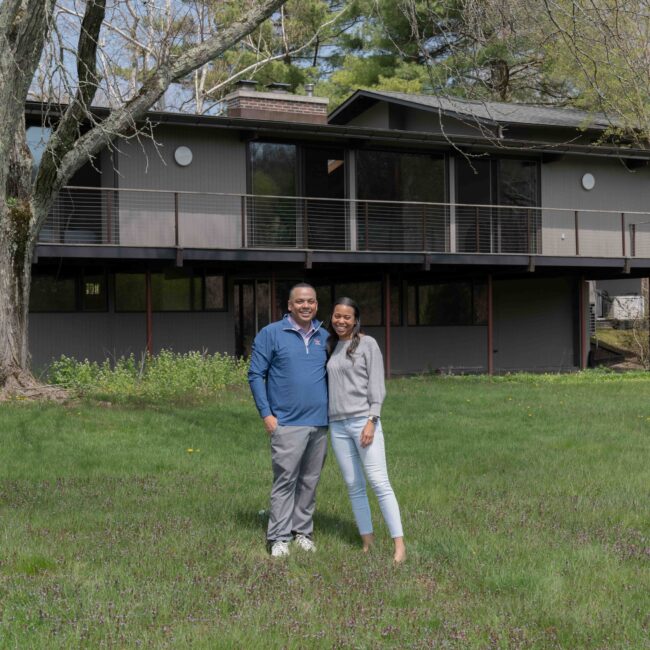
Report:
187,448,194,453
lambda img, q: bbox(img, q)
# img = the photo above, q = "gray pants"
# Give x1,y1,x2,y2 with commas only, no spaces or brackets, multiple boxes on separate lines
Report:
267,425,328,542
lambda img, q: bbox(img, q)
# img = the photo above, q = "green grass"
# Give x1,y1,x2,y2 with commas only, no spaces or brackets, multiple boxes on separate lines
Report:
1,375,649,649
594,327,643,355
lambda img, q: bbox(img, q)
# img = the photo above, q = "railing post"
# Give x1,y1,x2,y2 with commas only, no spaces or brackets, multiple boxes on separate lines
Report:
527,209,532,254
621,212,626,257
241,195,247,248
631,223,636,257
106,190,113,244
421,206,427,250
475,206,480,252
174,192,179,248
364,201,369,250
574,210,580,256
303,198,309,249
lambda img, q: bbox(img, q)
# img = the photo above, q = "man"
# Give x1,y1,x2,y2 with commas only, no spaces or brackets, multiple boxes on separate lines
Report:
248,283,329,557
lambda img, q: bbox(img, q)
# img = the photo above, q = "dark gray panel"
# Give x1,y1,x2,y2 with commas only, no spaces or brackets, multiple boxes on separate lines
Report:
364,325,487,374
493,277,575,371
152,313,235,355
346,102,389,128
29,311,235,371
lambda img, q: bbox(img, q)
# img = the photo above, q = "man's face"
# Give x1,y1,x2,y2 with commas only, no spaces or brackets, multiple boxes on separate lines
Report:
288,287,318,328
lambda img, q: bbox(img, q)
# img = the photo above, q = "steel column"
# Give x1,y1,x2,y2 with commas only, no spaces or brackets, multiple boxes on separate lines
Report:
384,273,391,379
487,274,494,376
145,270,153,356
578,275,586,370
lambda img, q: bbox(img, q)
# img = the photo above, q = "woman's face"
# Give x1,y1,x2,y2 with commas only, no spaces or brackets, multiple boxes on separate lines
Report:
331,303,357,340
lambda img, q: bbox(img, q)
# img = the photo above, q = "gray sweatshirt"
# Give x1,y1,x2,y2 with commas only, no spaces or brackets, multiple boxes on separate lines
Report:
327,335,386,422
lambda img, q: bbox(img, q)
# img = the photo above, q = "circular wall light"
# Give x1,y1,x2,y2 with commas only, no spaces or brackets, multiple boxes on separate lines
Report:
581,172,595,191
174,146,193,167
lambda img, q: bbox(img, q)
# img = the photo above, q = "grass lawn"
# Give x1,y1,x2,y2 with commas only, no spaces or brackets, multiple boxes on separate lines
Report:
1,374,649,648
593,327,643,355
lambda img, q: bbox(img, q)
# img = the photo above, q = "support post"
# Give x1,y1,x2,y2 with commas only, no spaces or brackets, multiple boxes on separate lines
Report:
621,213,626,257
631,223,637,257
487,274,494,376
475,206,480,252
574,210,580,256
384,273,391,379
578,275,587,370
146,270,153,356
270,272,277,322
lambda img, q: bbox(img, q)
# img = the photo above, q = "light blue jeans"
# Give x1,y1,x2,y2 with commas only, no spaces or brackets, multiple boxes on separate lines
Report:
329,416,404,538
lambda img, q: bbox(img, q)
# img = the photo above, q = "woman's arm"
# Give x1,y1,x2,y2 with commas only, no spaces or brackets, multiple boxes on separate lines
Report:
366,337,386,418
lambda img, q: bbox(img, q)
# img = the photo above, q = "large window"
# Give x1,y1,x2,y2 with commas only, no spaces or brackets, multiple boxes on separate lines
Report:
30,270,108,313
249,143,297,248
356,150,447,251
115,271,226,313
273,279,399,327
30,274,77,312
456,157,539,253
248,143,346,249
407,280,487,326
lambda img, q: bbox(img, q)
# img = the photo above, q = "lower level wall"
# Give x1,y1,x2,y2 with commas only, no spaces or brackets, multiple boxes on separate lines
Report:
493,277,577,372
29,311,235,371
365,326,488,374
29,275,581,374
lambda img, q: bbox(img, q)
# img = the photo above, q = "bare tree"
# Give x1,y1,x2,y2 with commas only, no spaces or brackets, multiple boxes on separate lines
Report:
0,0,288,396
541,0,650,145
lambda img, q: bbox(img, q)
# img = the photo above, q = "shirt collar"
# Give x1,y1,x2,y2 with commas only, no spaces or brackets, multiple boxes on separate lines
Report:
287,313,316,334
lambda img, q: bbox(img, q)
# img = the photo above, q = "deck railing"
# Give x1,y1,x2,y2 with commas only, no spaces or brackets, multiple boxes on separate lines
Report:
38,186,650,258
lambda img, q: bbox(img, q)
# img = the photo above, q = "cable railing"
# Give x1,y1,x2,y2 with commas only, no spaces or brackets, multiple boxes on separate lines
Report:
38,186,650,258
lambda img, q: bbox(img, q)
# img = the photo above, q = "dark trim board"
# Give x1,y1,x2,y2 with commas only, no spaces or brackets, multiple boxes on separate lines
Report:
35,244,650,275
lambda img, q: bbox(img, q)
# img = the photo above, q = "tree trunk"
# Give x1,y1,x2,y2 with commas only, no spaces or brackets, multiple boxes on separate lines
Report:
0,0,288,396
0,199,37,392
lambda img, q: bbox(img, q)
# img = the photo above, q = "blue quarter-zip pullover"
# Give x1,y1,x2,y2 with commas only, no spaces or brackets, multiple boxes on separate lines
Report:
248,315,329,426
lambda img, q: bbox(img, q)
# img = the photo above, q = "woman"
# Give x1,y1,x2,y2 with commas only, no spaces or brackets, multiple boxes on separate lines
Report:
327,297,406,563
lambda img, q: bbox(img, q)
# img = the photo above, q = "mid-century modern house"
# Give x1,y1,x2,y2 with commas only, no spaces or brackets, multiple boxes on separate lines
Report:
26,84,650,375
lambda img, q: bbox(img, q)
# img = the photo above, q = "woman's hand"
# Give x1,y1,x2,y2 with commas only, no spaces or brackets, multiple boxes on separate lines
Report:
360,420,375,448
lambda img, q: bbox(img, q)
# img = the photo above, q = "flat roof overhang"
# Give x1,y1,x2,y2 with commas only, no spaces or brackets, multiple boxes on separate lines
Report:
24,101,650,162
34,244,650,277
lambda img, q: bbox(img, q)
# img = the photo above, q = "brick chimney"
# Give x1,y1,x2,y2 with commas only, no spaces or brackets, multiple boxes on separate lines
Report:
224,80,329,124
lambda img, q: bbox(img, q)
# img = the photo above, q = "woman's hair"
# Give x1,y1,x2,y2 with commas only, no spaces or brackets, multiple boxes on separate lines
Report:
327,297,361,359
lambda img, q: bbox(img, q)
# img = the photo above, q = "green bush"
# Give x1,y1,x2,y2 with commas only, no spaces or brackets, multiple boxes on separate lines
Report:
47,350,249,402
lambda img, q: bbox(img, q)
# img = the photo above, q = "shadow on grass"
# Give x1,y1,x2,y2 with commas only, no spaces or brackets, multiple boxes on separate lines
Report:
233,508,358,545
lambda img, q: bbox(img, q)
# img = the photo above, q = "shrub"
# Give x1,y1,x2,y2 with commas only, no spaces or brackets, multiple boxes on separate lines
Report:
47,350,249,402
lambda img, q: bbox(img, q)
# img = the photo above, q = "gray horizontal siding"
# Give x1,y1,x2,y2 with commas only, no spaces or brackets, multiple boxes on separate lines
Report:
29,311,235,371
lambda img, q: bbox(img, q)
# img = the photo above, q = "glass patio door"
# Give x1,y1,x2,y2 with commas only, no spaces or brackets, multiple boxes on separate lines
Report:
234,279,271,357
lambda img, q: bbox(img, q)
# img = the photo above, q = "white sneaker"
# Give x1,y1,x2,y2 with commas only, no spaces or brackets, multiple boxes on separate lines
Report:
270,540,290,557
294,534,316,552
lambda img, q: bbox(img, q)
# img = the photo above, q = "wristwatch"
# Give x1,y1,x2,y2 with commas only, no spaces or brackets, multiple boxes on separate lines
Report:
368,416,380,424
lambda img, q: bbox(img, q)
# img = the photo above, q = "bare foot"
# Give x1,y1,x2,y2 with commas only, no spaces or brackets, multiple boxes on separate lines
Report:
361,533,374,553
393,537,406,564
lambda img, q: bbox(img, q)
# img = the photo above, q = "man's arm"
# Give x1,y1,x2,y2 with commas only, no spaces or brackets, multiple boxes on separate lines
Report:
248,328,277,434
